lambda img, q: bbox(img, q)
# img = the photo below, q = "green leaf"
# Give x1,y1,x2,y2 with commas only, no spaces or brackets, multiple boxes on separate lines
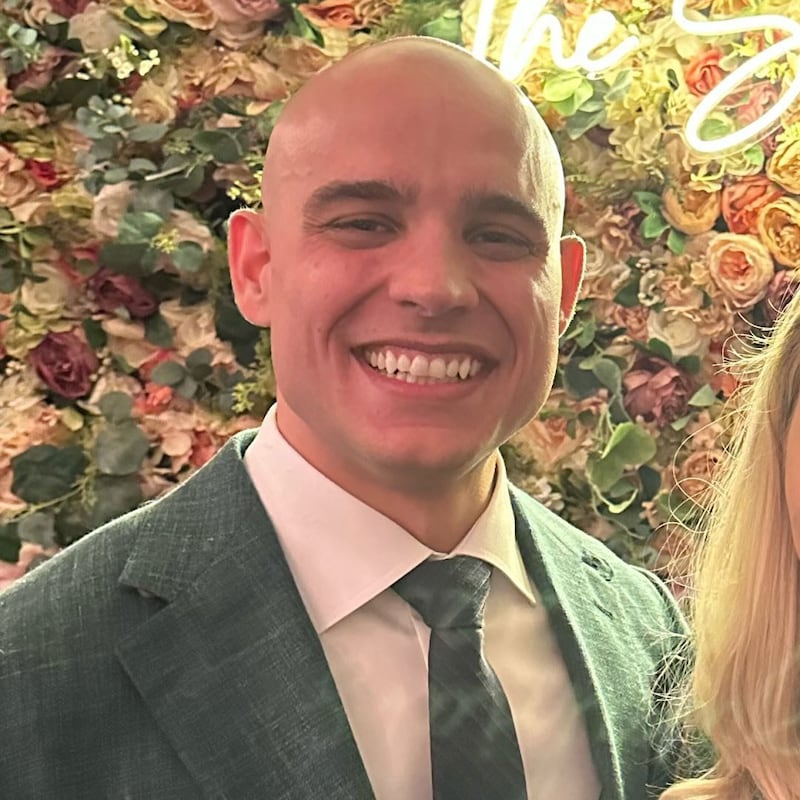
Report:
613,275,641,308
128,122,168,142
667,228,687,254
99,391,133,423
743,144,765,169
17,511,56,547
574,316,597,348
418,10,462,42
670,414,691,431
677,355,701,374
94,422,150,476
192,130,243,164
602,422,657,464
689,383,718,407
640,213,671,240
542,72,586,103
172,241,205,272
117,211,164,244
151,360,186,386
144,312,174,347
103,167,129,184
128,158,157,173
176,374,199,399
605,483,639,514
633,191,662,216
592,358,622,395
550,77,593,116
562,358,602,399
82,318,107,349
89,475,143,527
589,454,624,494
0,265,21,293
11,445,88,504
98,242,151,273
647,338,673,362
605,69,632,101
565,108,606,139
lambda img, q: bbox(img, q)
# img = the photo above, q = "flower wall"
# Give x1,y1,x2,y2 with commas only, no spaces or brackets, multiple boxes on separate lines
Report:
0,0,797,587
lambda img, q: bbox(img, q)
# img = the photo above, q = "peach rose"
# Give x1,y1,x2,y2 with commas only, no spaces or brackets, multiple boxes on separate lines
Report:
213,20,266,49
662,184,721,235
737,82,779,126
206,0,281,22
91,181,134,239
352,0,400,25
610,304,649,342
67,3,125,51
261,33,340,86
707,233,775,308
721,175,784,235
143,0,217,28
685,48,725,97
757,196,800,267
766,138,800,194
0,145,38,209
676,449,724,505
131,68,180,124
203,51,286,101
298,0,360,29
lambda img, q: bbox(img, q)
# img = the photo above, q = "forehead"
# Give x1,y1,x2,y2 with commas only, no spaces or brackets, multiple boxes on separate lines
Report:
267,76,559,221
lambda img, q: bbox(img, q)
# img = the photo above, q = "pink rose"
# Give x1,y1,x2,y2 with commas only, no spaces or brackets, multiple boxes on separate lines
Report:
762,269,800,324
206,0,282,23
623,356,694,425
30,331,99,399
89,269,159,319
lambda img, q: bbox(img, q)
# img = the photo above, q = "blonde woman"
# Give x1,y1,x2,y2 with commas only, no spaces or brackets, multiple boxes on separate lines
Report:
663,291,800,800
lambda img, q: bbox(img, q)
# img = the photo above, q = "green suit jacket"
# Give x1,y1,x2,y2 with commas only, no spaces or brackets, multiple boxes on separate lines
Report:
0,431,686,799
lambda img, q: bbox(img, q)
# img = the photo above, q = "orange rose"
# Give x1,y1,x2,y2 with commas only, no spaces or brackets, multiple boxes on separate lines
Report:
298,0,360,28
721,175,784,235
685,49,725,97
707,233,775,309
662,184,721,234
766,138,800,194
758,196,800,267
736,82,779,126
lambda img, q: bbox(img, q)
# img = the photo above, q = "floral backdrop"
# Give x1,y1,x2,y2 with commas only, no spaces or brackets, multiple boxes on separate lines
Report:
0,0,797,589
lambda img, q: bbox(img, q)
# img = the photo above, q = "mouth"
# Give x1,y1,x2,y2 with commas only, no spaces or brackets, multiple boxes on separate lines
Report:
358,345,487,385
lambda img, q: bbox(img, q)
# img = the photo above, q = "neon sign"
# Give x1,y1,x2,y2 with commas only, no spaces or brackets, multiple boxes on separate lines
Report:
471,0,800,155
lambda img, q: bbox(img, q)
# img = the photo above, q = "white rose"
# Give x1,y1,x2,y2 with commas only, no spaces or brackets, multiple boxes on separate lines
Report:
647,308,710,359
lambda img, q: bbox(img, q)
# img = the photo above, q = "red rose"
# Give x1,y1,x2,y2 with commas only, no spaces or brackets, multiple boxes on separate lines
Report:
30,331,99,399
89,269,158,318
623,356,694,425
49,0,92,17
25,159,62,190
685,49,725,97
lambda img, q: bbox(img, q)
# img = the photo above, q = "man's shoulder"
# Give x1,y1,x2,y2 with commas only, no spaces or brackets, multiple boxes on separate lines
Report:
509,484,684,628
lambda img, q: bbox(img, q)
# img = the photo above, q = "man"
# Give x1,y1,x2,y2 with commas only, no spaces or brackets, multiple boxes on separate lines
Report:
0,38,684,799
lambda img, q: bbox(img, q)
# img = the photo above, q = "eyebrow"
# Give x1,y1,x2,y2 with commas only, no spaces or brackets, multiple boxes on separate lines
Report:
302,180,417,219
461,190,550,239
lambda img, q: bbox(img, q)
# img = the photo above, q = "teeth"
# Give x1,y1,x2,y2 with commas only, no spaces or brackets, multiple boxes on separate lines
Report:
363,348,483,382
410,355,428,376
429,358,447,379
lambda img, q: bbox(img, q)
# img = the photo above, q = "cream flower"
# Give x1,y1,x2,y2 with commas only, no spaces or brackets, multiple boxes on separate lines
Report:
158,299,236,365
91,181,134,239
0,145,38,210
131,67,180,124
19,263,77,320
68,3,126,51
101,317,161,369
647,308,710,359
169,210,215,251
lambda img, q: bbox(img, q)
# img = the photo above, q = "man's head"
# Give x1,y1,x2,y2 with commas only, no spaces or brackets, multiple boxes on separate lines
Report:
229,37,584,494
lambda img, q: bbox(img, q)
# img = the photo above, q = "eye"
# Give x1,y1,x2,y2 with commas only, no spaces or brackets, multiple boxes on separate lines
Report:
467,227,541,261
325,216,398,249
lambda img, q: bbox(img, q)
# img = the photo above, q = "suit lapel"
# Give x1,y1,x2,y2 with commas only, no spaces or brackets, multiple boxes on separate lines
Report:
511,488,640,800
115,434,374,800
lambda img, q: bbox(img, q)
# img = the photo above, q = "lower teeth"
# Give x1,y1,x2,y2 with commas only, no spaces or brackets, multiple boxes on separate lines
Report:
370,366,464,383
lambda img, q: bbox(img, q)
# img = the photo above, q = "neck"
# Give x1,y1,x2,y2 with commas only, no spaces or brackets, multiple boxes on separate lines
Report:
274,413,499,552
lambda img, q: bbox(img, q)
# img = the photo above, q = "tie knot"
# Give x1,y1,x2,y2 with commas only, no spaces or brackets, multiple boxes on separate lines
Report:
393,555,492,630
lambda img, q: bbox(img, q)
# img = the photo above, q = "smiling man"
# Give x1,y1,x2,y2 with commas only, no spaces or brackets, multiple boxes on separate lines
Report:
0,38,686,800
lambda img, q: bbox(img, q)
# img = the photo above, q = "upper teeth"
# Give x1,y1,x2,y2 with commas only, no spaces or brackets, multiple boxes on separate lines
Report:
364,349,482,381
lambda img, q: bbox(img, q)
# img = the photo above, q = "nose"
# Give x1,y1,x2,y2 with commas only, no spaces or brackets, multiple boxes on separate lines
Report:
387,231,480,317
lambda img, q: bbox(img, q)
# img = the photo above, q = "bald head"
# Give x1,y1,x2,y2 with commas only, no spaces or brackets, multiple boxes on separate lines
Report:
261,37,566,235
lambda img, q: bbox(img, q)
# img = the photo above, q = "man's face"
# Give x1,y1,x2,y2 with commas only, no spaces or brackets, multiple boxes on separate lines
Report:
233,59,582,490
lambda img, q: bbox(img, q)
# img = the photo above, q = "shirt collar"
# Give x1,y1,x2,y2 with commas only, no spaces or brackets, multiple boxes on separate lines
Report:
244,405,535,634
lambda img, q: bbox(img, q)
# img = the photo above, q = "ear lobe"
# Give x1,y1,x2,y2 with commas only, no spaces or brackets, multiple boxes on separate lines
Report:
557,235,585,335
228,209,272,327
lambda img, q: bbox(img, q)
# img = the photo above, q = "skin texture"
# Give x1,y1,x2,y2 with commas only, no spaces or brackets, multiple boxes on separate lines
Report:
229,38,584,551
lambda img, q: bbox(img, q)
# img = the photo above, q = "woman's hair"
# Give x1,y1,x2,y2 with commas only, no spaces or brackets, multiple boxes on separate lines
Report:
663,292,800,800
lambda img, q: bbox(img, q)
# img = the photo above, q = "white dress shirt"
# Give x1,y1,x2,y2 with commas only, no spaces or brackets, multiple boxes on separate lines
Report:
244,405,600,800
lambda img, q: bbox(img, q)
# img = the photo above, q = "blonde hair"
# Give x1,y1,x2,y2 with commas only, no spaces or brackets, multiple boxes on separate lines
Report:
663,293,800,800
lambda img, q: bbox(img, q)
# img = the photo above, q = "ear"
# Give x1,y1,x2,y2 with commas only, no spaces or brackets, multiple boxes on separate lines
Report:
557,235,585,335
228,209,272,327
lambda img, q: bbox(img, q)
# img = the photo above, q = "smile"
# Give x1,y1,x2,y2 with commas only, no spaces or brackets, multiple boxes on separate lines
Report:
362,347,483,384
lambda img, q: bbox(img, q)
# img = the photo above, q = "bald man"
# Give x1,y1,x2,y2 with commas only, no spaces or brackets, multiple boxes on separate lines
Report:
0,39,686,800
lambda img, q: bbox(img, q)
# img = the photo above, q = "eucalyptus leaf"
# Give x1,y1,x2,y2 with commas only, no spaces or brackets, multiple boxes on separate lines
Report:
601,422,657,465
144,312,174,347
95,423,150,476
129,122,168,142
151,360,186,386
689,383,718,408
99,391,133,423
11,444,88,504
172,241,205,272
117,211,164,244
17,511,56,547
82,318,107,349
99,242,150,273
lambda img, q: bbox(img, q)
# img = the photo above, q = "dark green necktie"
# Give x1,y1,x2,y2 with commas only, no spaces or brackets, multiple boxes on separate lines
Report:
393,556,528,800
